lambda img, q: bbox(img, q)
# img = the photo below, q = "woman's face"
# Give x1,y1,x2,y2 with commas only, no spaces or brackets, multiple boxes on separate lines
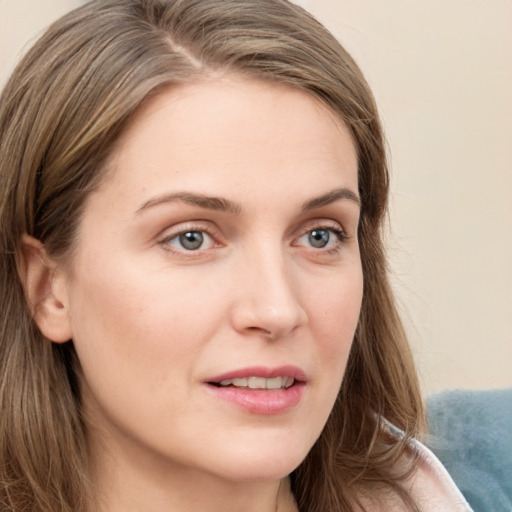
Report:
55,77,362,484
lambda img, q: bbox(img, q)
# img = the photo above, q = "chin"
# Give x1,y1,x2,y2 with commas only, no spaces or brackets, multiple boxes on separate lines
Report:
197,434,313,483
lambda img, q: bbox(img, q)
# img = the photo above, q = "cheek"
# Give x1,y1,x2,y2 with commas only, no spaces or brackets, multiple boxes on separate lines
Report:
65,261,222,396
65,264,231,455
310,269,363,348
304,265,363,395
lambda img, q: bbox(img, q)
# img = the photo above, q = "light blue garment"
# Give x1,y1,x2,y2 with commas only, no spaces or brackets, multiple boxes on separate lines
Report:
427,388,512,512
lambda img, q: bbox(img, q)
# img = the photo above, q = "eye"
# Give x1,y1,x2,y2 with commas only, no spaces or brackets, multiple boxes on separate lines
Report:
307,229,331,248
296,226,347,250
164,230,214,251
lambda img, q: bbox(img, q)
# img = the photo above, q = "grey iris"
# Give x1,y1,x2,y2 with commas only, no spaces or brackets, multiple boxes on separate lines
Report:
308,229,329,248
180,231,204,250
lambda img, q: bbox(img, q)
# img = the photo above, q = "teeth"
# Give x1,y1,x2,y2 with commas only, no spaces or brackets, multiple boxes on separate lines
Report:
266,377,283,389
218,377,295,389
248,376,266,389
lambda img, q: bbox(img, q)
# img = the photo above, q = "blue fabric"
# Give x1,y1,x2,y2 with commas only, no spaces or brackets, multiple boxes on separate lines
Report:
427,388,512,512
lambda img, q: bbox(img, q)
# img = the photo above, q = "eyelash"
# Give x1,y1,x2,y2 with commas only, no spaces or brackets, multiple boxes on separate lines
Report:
158,221,349,255
158,222,220,256
294,221,349,254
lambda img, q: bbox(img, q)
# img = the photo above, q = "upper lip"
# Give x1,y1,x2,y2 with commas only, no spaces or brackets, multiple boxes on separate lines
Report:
205,365,307,384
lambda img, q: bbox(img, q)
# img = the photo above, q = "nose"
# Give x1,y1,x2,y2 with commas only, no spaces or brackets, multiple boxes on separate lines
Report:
230,245,307,341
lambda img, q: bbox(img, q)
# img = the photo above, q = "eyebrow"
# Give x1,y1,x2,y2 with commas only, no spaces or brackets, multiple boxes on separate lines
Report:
301,187,361,211
137,192,242,215
136,187,360,215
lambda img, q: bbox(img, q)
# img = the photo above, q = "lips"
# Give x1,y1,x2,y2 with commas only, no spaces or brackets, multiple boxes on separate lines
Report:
206,365,307,384
204,366,306,415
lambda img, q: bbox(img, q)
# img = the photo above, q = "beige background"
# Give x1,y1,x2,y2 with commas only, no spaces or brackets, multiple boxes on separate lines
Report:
1,0,511,394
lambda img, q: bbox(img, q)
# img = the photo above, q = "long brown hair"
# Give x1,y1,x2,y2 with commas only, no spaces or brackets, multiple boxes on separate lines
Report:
0,1,423,510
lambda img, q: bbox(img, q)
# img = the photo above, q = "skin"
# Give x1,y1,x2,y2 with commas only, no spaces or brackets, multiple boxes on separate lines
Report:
28,77,363,512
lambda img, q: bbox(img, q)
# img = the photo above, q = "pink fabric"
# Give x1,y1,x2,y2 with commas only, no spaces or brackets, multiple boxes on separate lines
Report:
408,438,474,511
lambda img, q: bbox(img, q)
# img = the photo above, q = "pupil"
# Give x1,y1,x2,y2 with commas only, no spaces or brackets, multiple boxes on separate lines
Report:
309,229,329,248
180,231,203,250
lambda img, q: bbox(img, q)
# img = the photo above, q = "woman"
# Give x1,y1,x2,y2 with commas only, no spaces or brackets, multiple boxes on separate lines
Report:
0,1,472,511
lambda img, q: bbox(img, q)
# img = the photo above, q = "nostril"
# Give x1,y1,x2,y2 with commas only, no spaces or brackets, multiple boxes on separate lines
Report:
246,326,276,340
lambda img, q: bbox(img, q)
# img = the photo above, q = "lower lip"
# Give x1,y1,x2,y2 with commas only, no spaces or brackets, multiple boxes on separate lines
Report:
205,383,305,415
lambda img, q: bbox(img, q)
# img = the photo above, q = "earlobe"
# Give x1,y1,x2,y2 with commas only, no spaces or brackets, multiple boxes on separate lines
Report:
18,234,73,343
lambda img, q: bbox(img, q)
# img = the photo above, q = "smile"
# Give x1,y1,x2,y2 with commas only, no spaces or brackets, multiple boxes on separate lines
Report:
217,376,295,389
204,366,306,414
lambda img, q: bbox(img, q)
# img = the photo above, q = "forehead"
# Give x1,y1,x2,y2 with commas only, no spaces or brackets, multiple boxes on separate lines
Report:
97,76,358,207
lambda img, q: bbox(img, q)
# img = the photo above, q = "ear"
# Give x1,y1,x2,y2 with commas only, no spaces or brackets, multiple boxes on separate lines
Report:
18,234,73,343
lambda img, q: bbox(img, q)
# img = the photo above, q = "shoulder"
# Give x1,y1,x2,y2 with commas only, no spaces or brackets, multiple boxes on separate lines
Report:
355,434,474,512
405,439,474,512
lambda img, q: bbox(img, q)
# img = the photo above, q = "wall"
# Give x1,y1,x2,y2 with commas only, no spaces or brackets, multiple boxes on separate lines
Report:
300,0,512,392
1,0,511,393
